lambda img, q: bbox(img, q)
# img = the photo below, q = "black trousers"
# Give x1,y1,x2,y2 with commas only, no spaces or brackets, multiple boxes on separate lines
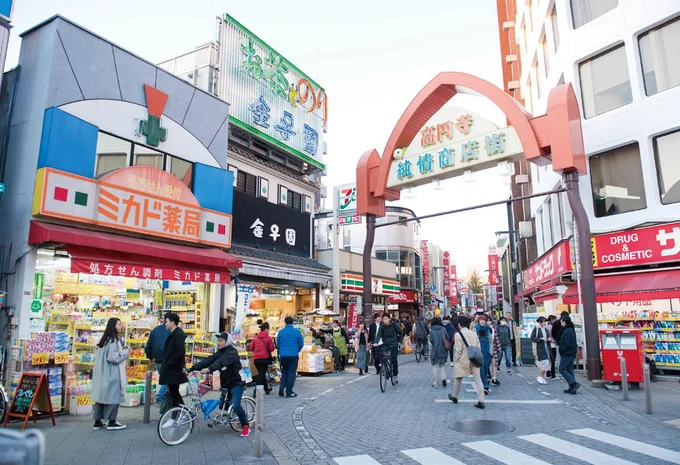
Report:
372,347,381,372
168,384,183,409
548,348,557,377
254,358,270,391
511,339,517,365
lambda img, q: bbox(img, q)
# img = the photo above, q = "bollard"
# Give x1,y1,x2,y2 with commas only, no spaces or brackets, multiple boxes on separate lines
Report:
643,363,653,414
143,370,153,424
253,385,264,457
620,357,628,401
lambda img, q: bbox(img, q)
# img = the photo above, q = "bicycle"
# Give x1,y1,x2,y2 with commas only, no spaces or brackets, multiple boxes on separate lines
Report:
414,338,428,363
157,373,256,446
379,347,395,393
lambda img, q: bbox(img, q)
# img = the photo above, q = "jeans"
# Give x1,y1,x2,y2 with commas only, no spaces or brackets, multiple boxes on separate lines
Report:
480,353,492,388
279,356,298,396
498,345,512,369
559,356,576,385
221,385,248,427
380,344,399,377
155,363,168,403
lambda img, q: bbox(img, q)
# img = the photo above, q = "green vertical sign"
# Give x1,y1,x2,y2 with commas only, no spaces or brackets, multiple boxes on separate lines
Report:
33,273,45,300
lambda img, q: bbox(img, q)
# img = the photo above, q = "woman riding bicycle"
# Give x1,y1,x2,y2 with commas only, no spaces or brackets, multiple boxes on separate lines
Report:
187,332,250,438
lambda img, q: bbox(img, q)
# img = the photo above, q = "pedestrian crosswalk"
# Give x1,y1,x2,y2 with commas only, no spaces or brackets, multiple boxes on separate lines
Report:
332,428,680,465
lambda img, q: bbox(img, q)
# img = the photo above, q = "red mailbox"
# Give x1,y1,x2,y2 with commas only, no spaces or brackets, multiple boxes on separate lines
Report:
600,328,644,383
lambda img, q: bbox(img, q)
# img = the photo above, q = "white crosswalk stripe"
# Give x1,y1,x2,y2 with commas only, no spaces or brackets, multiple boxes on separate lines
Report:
569,429,680,464
402,447,466,465
520,433,638,465
331,428,680,465
462,440,550,465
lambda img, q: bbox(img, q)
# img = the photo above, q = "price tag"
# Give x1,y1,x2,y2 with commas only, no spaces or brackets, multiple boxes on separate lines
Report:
76,394,92,406
54,352,69,364
31,352,50,365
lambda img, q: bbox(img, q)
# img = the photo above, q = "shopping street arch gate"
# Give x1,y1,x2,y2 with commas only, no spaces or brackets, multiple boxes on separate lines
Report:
355,72,601,379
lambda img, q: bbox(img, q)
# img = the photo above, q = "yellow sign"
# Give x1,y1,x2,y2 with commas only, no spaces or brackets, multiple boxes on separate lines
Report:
31,352,50,365
54,352,69,364
76,394,92,407
54,282,117,296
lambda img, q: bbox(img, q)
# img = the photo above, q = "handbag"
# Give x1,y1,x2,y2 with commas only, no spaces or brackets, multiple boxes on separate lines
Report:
457,330,484,368
442,331,452,352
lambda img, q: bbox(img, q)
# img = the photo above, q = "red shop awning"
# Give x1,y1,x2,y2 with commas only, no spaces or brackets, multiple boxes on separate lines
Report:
563,269,680,304
29,221,241,283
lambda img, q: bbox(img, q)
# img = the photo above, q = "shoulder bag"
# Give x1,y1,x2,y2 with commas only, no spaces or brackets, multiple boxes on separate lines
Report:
457,330,484,367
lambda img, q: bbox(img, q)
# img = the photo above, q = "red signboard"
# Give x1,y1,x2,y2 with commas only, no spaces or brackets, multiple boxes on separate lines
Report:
389,290,417,303
592,221,680,269
487,253,499,285
71,259,231,284
443,251,452,298
348,303,359,330
523,240,572,289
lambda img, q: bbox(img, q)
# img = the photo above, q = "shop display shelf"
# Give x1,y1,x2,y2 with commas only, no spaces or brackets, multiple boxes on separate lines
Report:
598,320,620,323
73,342,96,348
192,352,212,357
640,327,654,330
129,357,149,361
657,363,680,367
126,339,147,344
658,328,680,332
655,350,680,354
75,362,95,366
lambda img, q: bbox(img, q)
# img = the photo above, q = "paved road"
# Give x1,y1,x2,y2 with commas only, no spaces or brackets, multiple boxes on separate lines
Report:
7,354,680,465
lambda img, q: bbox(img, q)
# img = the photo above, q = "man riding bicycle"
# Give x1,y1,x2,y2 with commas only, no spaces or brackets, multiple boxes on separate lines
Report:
375,314,403,383
414,315,429,360
188,332,250,438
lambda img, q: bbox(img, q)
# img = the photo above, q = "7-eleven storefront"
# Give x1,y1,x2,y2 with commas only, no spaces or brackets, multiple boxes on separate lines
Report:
340,273,400,322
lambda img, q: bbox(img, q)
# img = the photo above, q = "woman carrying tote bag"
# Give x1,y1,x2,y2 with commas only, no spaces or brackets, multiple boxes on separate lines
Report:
448,316,485,409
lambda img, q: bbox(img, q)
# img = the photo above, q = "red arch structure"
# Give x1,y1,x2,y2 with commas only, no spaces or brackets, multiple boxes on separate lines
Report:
355,72,600,379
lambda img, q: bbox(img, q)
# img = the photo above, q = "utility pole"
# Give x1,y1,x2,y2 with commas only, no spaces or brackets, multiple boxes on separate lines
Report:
332,186,340,315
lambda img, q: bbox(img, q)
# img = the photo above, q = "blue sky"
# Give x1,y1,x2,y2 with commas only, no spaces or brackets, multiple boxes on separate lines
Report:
5,0,511,276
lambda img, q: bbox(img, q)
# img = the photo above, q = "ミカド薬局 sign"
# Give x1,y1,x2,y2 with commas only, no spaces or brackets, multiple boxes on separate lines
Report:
218,14,327,170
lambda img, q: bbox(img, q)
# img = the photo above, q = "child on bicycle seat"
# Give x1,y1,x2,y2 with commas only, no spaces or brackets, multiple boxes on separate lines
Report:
188,332,251,437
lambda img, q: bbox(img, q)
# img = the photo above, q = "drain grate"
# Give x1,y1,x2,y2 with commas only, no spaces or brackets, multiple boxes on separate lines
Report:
449,420,515,435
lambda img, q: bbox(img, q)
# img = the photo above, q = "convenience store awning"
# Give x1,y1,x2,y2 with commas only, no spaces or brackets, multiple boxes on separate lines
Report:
29,221,242,283
562,269,680,304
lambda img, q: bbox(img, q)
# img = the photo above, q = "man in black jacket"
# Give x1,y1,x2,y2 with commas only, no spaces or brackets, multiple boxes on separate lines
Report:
376,314,403,383
368,313,382,374
159,312,187,412
189,332,250,437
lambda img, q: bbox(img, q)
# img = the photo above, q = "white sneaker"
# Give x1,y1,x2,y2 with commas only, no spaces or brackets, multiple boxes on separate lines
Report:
450,362,454,367
162,418,177,428
536,376,548,385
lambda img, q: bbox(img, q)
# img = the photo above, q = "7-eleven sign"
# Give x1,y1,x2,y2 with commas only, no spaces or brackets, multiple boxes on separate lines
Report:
338,184,357,213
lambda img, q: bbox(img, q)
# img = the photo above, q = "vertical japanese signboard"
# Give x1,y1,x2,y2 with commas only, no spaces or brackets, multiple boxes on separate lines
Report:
219,14,327,170
443,251,451,298
488,246,499,285
422,241,430,306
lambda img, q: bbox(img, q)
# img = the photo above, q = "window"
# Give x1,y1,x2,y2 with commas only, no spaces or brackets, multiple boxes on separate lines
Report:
286,190,302,211
236,170,257,196
387,250,399,262
342,227,351,252
533,64,542,99
398,215,408,227
167,155,193,188
579,45,632,118
376,250,387,261
571,0,618,29
654,129,680,204
551,7,560,52
542,38,550,77
543,197,555,250
415,253,422,290
589,143,646,217
639,17,680,96
524,79,533,113
95,133,130,177
526,1,533,32
134,144,164,169
535,209,544,256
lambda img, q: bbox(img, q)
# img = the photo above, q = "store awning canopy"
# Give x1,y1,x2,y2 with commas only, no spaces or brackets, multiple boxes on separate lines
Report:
29,221,242,279
563,269,680,304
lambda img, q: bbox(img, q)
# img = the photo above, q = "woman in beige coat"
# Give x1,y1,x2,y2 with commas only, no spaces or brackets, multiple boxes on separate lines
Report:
448,316,485,409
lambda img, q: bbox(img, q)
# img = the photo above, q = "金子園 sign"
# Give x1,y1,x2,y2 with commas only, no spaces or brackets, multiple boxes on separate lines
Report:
32,167,232,248
218,14,327,170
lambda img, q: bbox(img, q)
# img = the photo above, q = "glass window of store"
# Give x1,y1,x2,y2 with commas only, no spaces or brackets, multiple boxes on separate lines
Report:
134,144,164,169
236,170,257,196
589,143,647,217
654,129,680,205
579,44,632,118
415,253,422,290
95,133,131,178
167,155,193,188
542,200,553,252
551,6,560,52
639,17,680,96
570,0,617,28
535,209,544,255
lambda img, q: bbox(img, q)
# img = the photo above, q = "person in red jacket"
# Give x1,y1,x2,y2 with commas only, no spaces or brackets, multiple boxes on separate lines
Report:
249,322,276,395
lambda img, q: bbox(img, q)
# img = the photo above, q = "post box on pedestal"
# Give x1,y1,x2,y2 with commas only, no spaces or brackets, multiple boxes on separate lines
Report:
600,328,644,383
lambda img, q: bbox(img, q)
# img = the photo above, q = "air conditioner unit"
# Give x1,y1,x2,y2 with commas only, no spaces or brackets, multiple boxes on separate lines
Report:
518,221,533,238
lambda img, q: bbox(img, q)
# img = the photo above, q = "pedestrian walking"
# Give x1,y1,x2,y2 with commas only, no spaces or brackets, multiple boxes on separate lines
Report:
276,316,304,397
145,318,170,410
531,317,552,385
559,315,581,394
489,318,502,387
442,316,455,367
497,317,513,374
505,312,519,366
249,322,275,396
91,318,129,430
449,316,485,409
546,315,558,379
474,315,493,395
429,318,449,387
354,322,369,375
159,312,188,410
368,313,382,374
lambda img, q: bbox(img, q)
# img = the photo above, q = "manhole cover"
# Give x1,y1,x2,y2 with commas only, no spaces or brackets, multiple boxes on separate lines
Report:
449,420,515,435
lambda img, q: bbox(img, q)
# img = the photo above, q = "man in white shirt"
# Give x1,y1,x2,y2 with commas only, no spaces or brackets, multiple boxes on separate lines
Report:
368,313,382,374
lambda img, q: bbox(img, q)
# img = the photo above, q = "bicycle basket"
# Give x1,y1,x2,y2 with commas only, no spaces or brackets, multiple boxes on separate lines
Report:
197,378,213,395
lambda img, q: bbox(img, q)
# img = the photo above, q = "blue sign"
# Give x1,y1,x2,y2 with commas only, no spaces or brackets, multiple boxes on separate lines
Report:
0,182,4,193
430,285,436,292
0,0,14,21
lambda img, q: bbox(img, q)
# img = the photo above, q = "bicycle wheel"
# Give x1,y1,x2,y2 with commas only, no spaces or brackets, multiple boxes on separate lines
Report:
379,365,387,392
0,390,7,425
229,396,257,432
415,343,422,363
390,363,396,386
158,406,194,446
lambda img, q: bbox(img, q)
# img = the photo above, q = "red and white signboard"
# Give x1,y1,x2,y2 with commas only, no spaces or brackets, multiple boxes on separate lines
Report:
348,302,359,330
523,240,572,289
71,259,231,284
388,290,418,303
443,251,452,298
450,264,458,305
487,249,500,285
592,221,680,269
